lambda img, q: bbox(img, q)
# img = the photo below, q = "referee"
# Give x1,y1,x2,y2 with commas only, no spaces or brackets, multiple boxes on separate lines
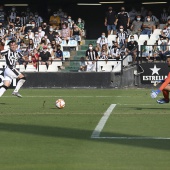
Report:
0,40,26,98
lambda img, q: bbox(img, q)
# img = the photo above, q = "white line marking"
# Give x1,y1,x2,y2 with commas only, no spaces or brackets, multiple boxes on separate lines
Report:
92,137,170,140
91,104,116,138
2,95,137,98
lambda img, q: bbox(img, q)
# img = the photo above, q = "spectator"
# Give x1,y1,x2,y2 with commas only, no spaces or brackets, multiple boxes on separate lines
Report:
49,11,60,29
160,8,169,24
27,38,34,51
130,14,143,36
76,18,85,31
39,46,52,66
85,44,99,72
14,16,23,33
27,29,34,39
104,6,117,35
109,41,121,59
79,57,87,72
38,26,45,38
128,7,138,24
94,46,101,56
140,6,147,21
126,35,138,63
152,42,160,61
159,36,169,61
54,32,62,45
57,8,64,18
141,40,152,61
0,22,7,39
71,23,82,45
46,27,55,42
51,40,57,50
33,32,41,48
60,23,70,43
30,21,38,34
68,16,74,30
96,32,108,50
7,6,17,23
0,5,6,24
116,25,129,49
41,22,49,34
144,11,159,27
28,48,39,68
115,7,130,31
54,44,63,60
100,44,109,60
23,34,29,46
34,12,43,27
141,15,156,36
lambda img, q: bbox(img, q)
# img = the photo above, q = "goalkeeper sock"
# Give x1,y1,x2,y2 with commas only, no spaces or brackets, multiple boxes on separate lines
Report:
0,85,8,97
13,78,26,93
162,90,169,101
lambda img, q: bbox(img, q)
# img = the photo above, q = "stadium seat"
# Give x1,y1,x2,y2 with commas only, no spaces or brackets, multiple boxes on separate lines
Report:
68,40,78,50
138,34,149,41
51,60,62,67
38,65,48,72
108,35,117,47
147,39,156,45
25,65,37,72
60,40,67,50
47,65,59,72
153,29,162,36
63,51,70,60
150,34,159,41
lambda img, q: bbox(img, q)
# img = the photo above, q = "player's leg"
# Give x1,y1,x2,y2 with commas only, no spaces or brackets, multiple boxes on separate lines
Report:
12,73,26,98
0,68,13,97
157,85,170,104
5,67,26,98
0,80,11,97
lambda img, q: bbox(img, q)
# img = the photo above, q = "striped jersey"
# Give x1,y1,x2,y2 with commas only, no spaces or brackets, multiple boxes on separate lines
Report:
0,49,23,69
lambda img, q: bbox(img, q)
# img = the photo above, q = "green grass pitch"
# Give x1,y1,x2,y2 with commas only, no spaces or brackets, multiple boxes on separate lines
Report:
0,88,170,170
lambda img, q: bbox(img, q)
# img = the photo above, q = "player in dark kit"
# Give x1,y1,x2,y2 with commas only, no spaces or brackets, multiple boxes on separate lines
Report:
151,56,170,104
0,40,26,98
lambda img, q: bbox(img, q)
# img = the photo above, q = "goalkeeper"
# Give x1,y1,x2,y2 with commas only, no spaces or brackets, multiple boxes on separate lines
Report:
150,56,170,104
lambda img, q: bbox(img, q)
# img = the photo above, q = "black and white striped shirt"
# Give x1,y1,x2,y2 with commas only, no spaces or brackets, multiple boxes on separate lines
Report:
86,50,98,61
0,49,23,69
116,31,129,44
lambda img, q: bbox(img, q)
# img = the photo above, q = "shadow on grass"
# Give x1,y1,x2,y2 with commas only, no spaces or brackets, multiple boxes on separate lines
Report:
0,122,170,151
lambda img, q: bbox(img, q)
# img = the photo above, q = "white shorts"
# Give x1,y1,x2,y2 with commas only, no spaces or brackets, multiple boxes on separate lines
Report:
4,67,21,83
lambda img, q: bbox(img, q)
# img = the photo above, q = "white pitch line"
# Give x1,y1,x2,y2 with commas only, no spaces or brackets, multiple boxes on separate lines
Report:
2,95,135,98
91,104,116,138
92,137,170,140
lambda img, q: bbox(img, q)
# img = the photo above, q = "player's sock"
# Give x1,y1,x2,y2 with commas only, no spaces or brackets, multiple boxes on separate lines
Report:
0,85,8,97
162,90,169,101
13,77,26,93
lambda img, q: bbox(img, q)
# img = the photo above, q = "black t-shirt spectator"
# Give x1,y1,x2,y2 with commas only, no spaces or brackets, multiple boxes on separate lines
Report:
86,49,98,60
127,41,138,51
105,11,117,25
117,12,129,30
39,51,51,62
46,32,55,42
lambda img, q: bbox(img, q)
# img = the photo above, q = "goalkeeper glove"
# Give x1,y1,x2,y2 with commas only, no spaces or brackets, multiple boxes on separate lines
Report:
150,89,161,99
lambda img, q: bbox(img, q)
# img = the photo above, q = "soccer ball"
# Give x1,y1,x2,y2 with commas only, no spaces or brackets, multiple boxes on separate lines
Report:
56,99,65,109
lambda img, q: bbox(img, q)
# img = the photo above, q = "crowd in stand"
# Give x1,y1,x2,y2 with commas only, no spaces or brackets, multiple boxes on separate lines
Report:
1,4,170,72
83,6,170,72
0,5,85,69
